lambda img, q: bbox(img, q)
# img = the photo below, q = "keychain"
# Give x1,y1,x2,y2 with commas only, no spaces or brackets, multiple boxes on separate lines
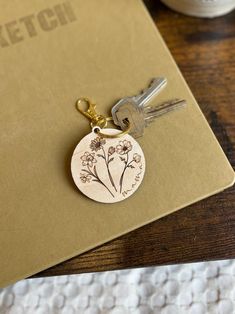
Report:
71,78,186,203
71,98,146,203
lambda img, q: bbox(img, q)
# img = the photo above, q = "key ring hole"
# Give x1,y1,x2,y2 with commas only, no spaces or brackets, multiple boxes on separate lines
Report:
122,117,129,126
92,126,101,134
91,118,131,139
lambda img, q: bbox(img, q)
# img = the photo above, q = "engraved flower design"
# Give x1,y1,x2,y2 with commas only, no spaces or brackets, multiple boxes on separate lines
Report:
81,152,97,167
80,173,92,183
90,137,106,152
79,136,141,197
133,153,141,163
108,146,115,156
116,140,132,155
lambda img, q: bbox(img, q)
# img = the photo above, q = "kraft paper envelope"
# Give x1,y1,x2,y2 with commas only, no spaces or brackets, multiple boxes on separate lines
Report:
0,0,234,288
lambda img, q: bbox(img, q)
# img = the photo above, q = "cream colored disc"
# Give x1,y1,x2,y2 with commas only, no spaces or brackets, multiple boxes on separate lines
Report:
71,129,145,203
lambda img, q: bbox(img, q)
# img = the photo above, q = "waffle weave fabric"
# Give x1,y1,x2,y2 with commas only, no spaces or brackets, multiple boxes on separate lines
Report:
0,259,235,314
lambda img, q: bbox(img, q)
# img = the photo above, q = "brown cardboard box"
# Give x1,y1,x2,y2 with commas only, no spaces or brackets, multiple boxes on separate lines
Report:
0,0,234,288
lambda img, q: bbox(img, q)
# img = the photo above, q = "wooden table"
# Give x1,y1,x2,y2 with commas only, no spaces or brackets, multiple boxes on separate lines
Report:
36,2,235,278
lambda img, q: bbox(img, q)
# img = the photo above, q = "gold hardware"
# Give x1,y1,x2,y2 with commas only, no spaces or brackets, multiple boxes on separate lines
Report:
76,98,107,129
96,117,131,138
76,98,130,138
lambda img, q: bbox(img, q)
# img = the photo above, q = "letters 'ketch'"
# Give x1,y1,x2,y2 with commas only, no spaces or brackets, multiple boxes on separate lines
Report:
71,78,186,203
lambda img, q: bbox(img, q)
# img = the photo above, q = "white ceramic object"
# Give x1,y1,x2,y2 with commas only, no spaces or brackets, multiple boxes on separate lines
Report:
161,0,235,17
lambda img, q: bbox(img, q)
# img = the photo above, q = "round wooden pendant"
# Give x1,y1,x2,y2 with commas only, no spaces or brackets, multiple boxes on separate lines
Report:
71,129,145,203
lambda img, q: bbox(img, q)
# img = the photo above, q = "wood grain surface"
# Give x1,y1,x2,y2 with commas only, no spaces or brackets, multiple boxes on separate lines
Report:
71,130,146,203
35,1,235,278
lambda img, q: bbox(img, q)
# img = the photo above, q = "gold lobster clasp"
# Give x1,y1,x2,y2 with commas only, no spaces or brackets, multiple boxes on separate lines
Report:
76,98,107,129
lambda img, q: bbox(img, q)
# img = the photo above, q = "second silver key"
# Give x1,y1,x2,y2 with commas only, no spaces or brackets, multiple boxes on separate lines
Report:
112,77,167,133
114,98,186,138
112,77,186,138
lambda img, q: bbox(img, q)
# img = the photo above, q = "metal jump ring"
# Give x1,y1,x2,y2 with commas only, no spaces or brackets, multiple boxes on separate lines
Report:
95,117,131,139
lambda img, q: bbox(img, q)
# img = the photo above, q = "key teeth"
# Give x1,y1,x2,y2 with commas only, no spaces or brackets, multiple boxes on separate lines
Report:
144,99,186,113
144,99,186,122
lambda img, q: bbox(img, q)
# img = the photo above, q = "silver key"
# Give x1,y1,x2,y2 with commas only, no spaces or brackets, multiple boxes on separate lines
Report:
112,77,167,127
111,78,186,138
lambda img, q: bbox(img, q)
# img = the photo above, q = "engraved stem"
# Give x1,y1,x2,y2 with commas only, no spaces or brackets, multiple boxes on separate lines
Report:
119,153,129,194
86,165,114,198
102,147,117,192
